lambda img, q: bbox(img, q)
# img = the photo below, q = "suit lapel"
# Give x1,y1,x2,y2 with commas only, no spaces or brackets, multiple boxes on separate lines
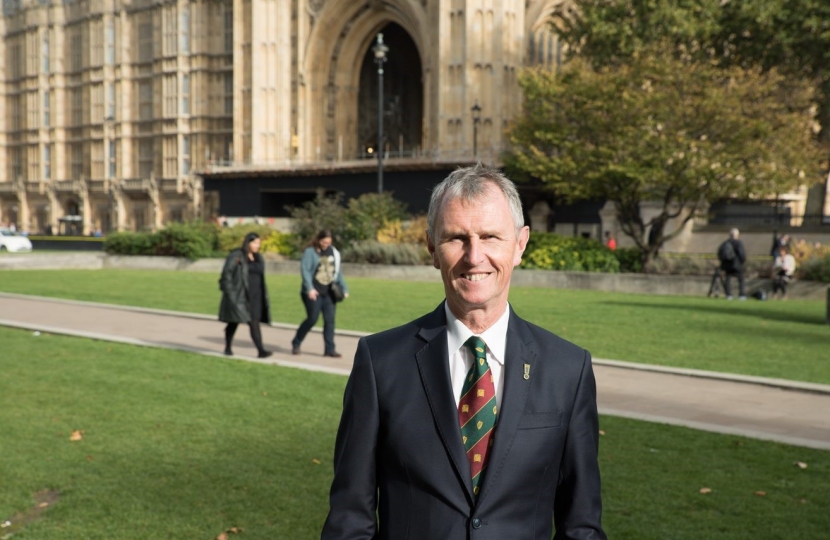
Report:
414,306,474,502
477,312,535,505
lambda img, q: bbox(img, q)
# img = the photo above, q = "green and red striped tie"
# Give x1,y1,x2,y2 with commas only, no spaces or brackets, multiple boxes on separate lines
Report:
458,336,498,498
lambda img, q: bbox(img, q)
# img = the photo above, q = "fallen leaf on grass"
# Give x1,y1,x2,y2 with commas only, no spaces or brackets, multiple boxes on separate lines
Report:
262,391,268,396
86,455,93,462
754,491,767,497
699,487,712,494
795,461,808,469
69,430,83,442
37,503,48,508
216,526,242,539
312,459,321,465
598,430,606,436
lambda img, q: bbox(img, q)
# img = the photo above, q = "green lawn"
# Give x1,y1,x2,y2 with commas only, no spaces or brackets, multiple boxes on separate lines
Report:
1,326,827,539
1,269,828,383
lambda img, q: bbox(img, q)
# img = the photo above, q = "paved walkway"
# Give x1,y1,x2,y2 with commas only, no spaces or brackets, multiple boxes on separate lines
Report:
2,292,829,451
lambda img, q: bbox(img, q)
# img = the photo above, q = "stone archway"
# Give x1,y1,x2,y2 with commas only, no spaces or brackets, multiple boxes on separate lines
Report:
60,198,83,235
357,23,424,157
302,0,429,162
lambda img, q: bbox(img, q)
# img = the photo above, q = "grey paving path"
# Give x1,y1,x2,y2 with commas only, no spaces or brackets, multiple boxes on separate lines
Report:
2,292,829,451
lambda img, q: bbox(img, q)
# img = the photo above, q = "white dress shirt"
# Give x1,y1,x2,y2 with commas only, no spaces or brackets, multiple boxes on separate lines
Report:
445,302,510,407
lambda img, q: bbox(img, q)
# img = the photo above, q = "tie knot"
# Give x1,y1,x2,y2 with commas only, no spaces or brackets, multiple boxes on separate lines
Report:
464,336,487,359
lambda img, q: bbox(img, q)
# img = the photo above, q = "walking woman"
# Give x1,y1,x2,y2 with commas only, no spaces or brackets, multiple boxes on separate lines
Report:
218,232,273,358
291,230,348,357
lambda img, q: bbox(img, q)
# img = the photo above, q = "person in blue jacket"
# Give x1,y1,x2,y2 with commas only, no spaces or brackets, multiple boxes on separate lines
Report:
291,229,348,357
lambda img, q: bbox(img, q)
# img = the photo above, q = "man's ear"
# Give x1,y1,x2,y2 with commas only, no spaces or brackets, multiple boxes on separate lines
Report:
426,230,440,270
514,226,530,266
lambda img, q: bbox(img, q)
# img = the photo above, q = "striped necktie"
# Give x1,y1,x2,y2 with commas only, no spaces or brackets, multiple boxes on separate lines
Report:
458,336,498,497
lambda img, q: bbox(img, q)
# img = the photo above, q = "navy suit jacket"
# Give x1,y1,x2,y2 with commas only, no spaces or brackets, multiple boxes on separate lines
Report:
321,304,606,540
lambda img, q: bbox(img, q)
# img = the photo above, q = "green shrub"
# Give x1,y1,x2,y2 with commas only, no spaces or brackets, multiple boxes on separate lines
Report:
289,191,410,251
341,241,430,265
260,230,297,257
154,222,217,260
104,222,221,259
288,194,349,251
218,224,276,253
104,231,156,256
613,247,643,273
377,215,429,246
344,192,408,243
801,253,830,282
521,232,620,273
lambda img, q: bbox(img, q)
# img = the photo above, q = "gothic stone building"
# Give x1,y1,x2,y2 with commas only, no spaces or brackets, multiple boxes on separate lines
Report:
0,0,567,233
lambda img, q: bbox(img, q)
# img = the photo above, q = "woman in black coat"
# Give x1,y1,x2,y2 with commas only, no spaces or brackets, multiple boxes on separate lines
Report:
218,232,272,358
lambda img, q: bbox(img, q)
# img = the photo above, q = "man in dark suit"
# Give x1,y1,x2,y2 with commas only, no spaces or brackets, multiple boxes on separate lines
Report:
321,164,606,539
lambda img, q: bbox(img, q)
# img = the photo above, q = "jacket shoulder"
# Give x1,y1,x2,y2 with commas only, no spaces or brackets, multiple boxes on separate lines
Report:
362,312,432,346
359,308,443,354
514,314,589,361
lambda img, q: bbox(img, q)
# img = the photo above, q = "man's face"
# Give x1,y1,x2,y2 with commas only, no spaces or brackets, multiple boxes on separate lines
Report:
428,184,529,318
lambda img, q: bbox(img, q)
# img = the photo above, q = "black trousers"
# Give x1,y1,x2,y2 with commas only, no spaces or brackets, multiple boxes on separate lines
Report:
772,273,791,296
292,290,337,354
225,321,265,354
723,270,746,297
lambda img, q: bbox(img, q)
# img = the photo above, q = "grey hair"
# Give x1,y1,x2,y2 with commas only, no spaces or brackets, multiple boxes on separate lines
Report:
427,163,525,242
729,228,740,239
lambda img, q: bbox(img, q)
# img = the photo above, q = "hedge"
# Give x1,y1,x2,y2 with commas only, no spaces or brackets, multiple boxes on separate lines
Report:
521,233,620,273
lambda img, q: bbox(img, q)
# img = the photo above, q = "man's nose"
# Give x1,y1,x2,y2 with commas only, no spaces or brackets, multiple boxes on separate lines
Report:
465,237,485,265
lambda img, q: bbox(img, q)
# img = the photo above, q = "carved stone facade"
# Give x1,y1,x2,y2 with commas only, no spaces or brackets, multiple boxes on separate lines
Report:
0,0,569,233
0,0,229,233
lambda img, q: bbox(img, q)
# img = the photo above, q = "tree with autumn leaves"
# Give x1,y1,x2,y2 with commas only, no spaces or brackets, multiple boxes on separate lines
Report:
505,0,829,265
505,47,823,264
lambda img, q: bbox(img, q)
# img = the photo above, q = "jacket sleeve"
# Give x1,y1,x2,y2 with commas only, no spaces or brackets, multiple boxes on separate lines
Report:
333,248,349,294
300,248,316,294
737,241,747,264
553,351,607,540
219,252,237,293
321,338,379,540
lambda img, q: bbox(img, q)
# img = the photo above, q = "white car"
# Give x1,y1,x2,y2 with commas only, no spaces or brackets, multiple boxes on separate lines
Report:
0,228,33,253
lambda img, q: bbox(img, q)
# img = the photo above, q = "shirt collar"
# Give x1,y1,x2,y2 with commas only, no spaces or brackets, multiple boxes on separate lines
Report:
444,302,510,366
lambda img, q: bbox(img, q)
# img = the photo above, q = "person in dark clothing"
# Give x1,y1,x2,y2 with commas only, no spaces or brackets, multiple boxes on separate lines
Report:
770,233,789,260
291,230,349,357
718,228,748,300
218,232,273,358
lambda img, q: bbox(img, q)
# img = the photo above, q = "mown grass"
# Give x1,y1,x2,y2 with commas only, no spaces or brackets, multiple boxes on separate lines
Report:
0,326,827,539
1,269,828,383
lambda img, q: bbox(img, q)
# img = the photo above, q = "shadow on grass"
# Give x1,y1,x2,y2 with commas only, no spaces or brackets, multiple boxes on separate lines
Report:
600,299,829,326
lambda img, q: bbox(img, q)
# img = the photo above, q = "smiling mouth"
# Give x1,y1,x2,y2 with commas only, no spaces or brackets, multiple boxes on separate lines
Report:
462,273,489,282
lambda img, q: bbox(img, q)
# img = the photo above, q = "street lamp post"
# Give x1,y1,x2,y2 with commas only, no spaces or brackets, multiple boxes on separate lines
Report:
373,33,389,193
471,100,482,158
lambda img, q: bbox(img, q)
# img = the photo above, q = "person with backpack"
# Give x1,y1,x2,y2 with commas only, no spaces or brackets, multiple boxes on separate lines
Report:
717,228,748,300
